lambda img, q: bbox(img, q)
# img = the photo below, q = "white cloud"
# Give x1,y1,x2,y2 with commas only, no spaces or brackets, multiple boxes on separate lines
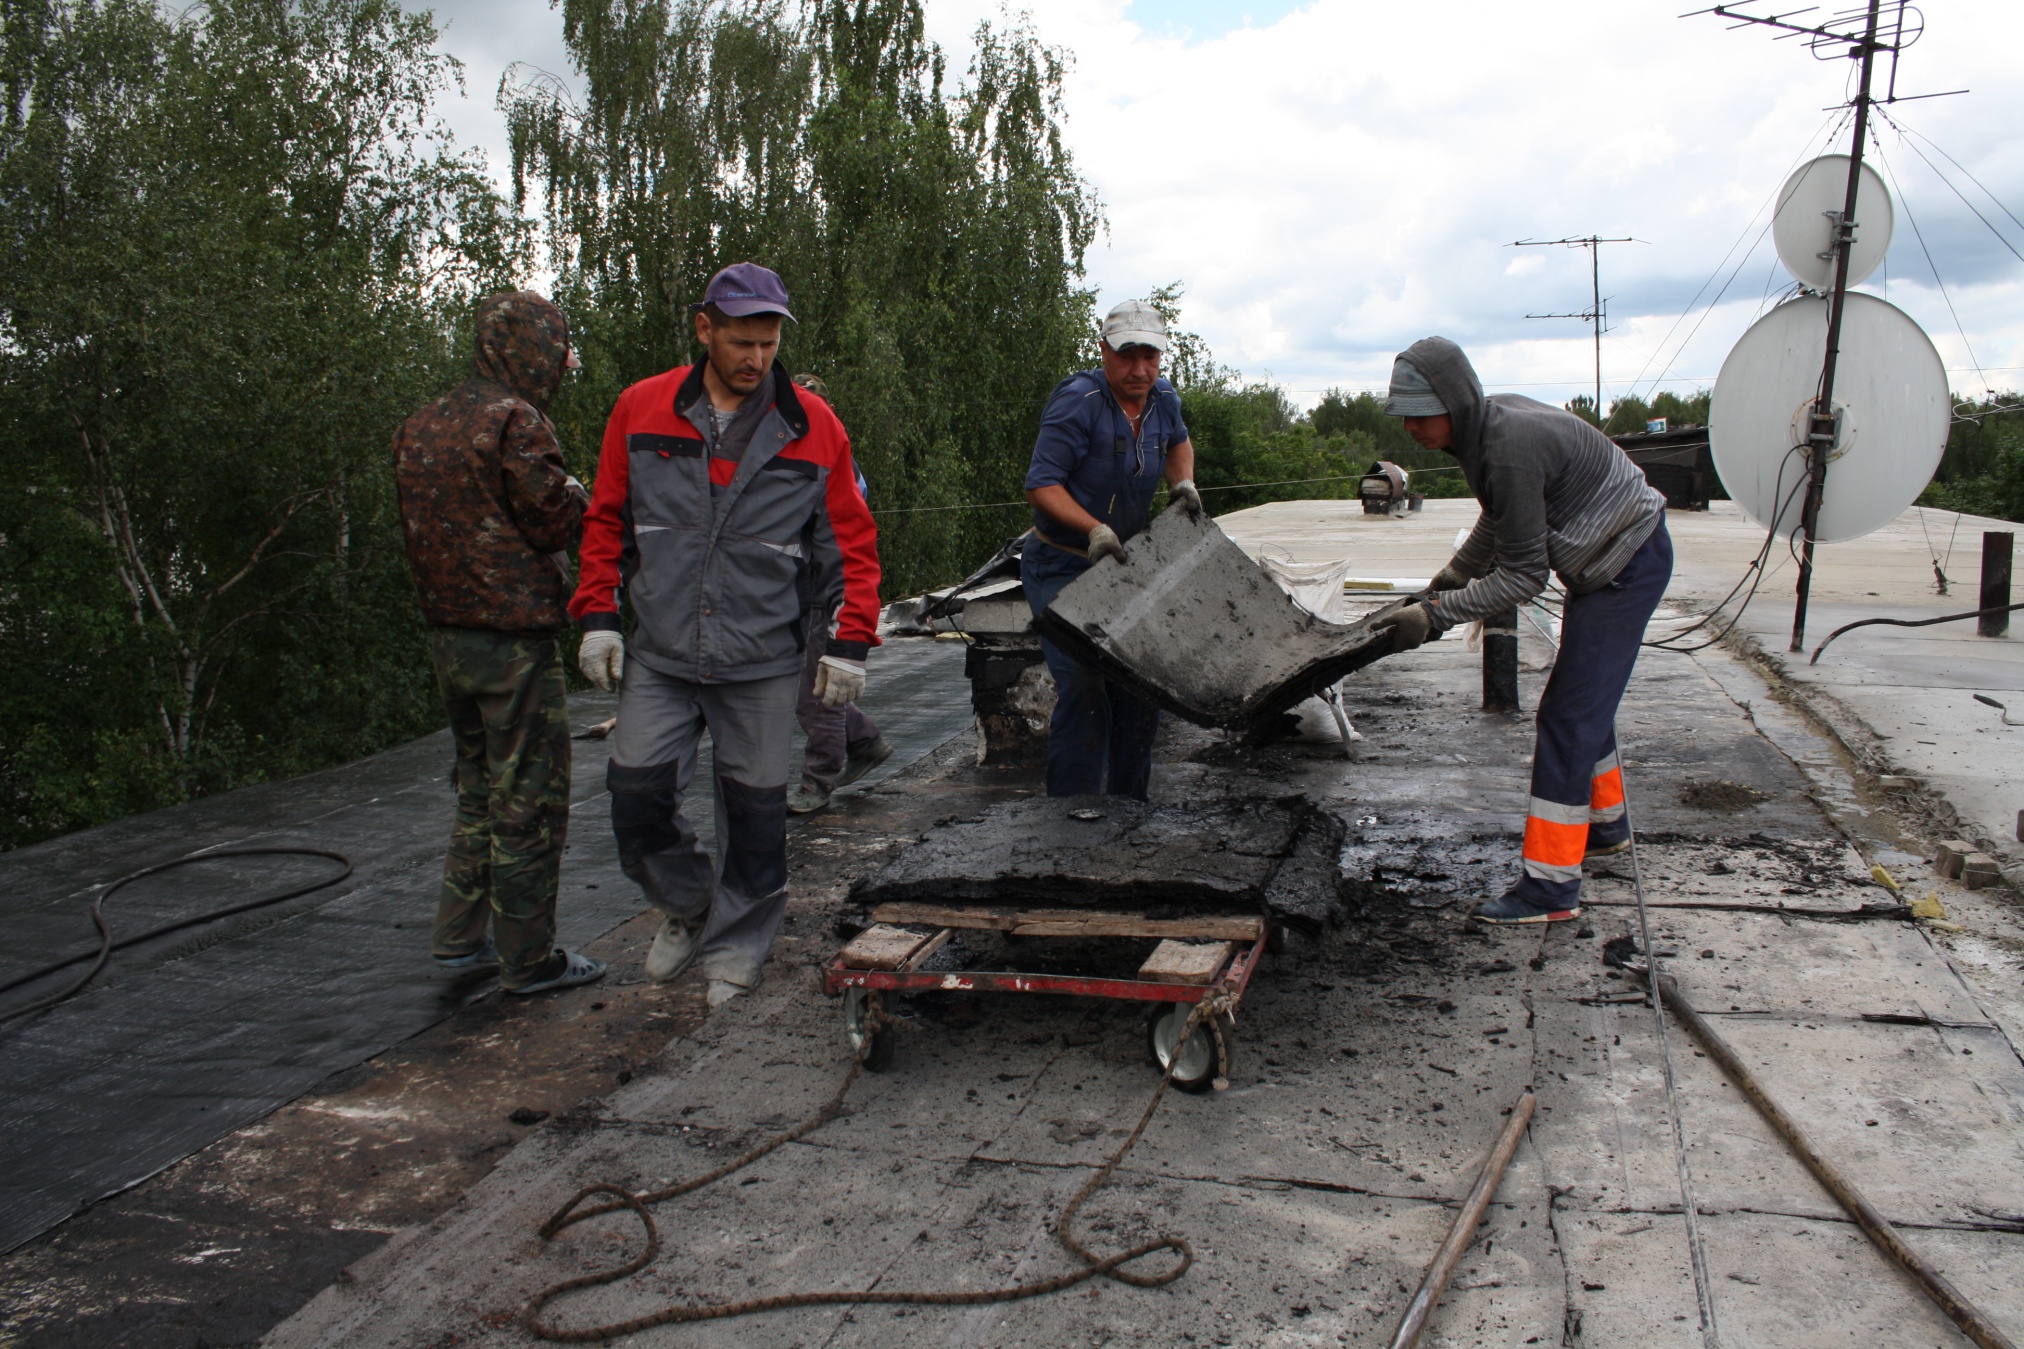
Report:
423,0,2024,407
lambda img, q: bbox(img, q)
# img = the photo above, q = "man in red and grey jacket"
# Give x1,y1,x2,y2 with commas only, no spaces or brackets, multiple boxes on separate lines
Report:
570,263,882,1006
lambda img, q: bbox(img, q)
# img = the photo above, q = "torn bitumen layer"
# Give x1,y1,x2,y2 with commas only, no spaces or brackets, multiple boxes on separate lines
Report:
849,794,1350,932
1032,507,1412,729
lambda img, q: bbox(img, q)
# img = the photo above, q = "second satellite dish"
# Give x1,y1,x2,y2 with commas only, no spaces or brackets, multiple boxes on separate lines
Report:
1772,154,1894,292
1711,291,1948,544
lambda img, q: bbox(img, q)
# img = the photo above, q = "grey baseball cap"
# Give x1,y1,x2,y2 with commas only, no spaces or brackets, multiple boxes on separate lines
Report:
1101,299,1169,353
1383,357,1448,417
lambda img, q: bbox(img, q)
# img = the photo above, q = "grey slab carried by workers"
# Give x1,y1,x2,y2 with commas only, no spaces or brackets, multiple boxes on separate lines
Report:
1376,337,1670,926
1021,300,1201,799
570,263,883,1006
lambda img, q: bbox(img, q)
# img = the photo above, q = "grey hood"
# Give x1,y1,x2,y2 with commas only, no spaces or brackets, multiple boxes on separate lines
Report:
1397,336,1486,474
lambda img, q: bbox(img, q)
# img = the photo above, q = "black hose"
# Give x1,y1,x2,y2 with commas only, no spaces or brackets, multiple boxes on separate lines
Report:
1808,600,2024,664
0,847,354,1025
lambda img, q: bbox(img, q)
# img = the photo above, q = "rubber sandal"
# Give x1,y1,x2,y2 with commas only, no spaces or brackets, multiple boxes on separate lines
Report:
507,948,607,995
433,938,499,971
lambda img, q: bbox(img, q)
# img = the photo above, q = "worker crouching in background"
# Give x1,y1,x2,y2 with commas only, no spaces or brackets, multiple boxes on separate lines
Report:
787,373,893,815
571,264,883,1006
1022,300,1202,799
393,291,606,995
1377,337,1671,925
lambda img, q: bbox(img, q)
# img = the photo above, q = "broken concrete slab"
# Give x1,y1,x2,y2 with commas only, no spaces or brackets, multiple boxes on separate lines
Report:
1033,506,1411,729
849,794,1351,932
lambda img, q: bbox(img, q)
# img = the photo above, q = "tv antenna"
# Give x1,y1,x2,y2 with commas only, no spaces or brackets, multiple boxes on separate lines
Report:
1512,236,1637,429
1687,0,1938,651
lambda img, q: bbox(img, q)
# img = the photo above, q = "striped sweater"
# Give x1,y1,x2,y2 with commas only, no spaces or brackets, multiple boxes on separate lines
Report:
1402,337,1665,629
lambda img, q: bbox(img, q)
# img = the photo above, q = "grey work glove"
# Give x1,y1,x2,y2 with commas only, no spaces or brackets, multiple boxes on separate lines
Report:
1087,523,1127,566
1381,603,1434,653
578,629,625,691
813,655,866,708
1167,479,1203,517
1430,561,1470,592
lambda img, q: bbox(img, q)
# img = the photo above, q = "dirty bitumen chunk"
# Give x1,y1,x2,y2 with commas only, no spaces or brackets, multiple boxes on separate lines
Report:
1681,778,1774,811
1260,808,1349,935
507,1107,549,1126
1601,934,1640,968
1032,507,1406,730
851,795,1324,916
1337,830,1516,911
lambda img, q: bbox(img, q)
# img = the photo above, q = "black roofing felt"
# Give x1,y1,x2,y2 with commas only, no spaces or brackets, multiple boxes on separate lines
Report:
0,638,970,1256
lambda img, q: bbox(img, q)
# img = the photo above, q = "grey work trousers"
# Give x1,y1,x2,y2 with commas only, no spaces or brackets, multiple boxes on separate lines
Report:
796,606,881,793
606,662,799,988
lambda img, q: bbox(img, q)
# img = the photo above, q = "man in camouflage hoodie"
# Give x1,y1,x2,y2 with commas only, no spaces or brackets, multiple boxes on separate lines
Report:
394,290,606,995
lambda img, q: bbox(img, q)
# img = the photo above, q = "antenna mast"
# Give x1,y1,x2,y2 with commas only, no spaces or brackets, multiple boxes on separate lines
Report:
1688,0,1922,650
1514,235,1636,428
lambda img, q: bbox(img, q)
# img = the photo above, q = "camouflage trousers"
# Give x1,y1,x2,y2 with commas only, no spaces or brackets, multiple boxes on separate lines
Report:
430,627,571,989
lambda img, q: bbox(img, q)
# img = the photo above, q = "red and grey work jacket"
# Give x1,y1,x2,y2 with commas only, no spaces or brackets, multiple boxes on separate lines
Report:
570,362,881,682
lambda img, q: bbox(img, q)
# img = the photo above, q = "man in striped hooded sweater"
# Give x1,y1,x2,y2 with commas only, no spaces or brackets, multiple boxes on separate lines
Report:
1377,337,1672,925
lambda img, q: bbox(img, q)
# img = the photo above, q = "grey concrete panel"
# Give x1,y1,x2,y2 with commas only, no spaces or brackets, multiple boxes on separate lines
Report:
1035,507,1409,729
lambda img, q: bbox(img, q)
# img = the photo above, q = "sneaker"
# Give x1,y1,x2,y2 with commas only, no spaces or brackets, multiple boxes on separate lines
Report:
1585,824,1631,859
507,948,607,995
433,938,499,972
787,784,831,814
644,912,701,982
706,978,748,1008
836,736,894,788
1471,888,1583,925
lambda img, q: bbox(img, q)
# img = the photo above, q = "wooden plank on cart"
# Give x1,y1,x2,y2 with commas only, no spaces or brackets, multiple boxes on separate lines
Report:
839,924,934,971
869,903,1263,943
1010,916,1263,941
1138,939,1235,985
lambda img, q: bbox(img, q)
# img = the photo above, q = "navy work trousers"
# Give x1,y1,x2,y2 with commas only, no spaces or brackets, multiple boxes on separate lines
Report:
1021,541,1160,800
1513,518,1673,908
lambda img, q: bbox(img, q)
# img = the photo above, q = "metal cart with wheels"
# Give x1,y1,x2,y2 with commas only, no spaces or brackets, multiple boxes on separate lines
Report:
823,904,1271,1093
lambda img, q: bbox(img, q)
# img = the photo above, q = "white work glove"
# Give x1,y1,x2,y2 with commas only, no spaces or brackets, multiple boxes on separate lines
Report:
1167,479,1203,516
813,655,866,708
578,628,624,691
1087,523,1127,566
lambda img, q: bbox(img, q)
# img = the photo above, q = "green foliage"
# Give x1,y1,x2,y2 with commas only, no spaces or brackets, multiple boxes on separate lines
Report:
504,0,1099,596
1599,388,1711,435
1919,423,2024,523
1930,393,2024,491
0,0,521,847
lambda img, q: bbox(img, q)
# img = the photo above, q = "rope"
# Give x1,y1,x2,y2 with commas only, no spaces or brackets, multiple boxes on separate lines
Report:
521,991,1227,1341
1617,735,1723,1347
0,847,355,1026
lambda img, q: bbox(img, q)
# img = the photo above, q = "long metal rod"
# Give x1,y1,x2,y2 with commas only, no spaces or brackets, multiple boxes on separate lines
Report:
1592,242,1604,424
1621,742,1724,1347
1791,0,1883,651
1651,973,2020,1349
1387,1089,1537,1349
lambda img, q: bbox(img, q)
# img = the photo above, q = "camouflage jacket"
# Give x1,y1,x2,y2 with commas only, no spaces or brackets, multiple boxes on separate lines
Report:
395,292,589,634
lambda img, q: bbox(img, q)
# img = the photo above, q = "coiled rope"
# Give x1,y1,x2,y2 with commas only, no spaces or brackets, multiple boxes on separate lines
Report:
522,992,1230,1341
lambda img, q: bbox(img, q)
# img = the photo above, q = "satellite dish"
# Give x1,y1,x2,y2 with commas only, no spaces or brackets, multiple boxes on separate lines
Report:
1710,292,1948,544
1772,154,1893,292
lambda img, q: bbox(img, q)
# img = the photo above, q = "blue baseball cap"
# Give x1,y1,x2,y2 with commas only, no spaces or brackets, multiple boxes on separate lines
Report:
695,262,795,321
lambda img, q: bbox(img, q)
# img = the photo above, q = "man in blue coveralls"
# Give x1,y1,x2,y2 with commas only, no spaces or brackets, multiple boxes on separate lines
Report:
1021,300,1201,799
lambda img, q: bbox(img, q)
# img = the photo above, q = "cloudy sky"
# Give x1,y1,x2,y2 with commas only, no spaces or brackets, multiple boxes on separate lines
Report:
423,0,2024,409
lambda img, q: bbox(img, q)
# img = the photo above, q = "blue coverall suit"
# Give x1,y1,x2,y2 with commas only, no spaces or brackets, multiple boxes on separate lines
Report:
1020,369,1189,799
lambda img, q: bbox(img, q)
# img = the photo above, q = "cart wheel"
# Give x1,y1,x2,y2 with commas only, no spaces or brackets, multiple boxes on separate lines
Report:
843,987,897,1072
1146,1003,1227,1094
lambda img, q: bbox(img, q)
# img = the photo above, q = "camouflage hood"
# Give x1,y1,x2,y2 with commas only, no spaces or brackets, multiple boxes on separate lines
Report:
472,291,571,411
